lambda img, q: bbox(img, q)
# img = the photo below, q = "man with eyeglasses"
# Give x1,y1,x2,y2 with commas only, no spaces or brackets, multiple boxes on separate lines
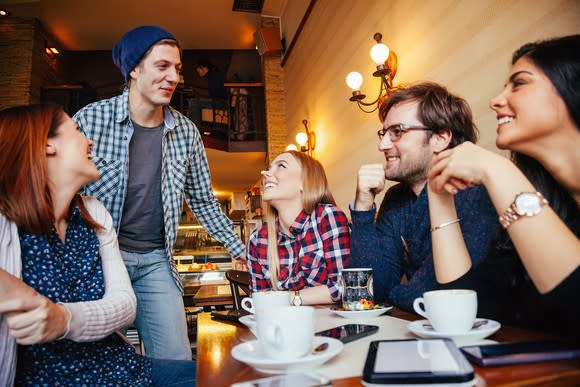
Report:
350,82,500,312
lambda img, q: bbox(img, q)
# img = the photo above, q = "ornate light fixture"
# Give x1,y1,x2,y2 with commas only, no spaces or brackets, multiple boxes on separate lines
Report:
286,119,316,156
346,33,398,113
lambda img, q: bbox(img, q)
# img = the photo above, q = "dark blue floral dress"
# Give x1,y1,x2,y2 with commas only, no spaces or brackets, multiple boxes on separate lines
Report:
15,206,153,386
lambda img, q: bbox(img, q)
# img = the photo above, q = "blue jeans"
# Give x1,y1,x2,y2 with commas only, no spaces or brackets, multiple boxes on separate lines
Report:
151,358,196,386
122,249,192,360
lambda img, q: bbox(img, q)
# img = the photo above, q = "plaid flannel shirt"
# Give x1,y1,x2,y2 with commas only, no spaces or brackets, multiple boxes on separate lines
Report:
247,203,351,301
74,89,245,292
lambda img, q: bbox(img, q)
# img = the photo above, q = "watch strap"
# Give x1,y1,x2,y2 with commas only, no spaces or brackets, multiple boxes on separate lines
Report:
499,191,548,229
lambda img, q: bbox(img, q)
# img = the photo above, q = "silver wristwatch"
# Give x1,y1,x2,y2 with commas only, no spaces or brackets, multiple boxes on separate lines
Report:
292,290,303,306
499,191,548,229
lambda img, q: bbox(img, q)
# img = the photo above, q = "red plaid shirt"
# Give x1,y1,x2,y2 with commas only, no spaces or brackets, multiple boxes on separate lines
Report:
247,203,351,301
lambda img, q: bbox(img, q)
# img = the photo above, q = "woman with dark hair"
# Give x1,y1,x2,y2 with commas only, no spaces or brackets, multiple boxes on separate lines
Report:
0,104,195,386
427,35,580,337
247,151,351,305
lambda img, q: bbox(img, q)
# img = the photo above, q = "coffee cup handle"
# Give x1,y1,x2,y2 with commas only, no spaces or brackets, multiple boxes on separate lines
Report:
413,297,429,319
263,324,283,349
241,297,254,314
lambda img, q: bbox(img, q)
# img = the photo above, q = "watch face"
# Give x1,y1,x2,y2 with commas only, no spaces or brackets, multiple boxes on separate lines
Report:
292,292,302,306
514,192,542,216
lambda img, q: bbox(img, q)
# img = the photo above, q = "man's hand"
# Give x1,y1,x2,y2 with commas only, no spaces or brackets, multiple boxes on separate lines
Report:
235,253,248,271
354,164,386,211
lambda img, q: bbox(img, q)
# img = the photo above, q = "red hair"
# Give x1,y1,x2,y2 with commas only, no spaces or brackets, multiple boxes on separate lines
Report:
0,104,100,235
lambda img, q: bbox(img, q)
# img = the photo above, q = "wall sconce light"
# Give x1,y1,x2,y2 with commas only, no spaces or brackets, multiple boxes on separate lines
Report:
346,32,398,113
286,119,316,156
44,41,60,58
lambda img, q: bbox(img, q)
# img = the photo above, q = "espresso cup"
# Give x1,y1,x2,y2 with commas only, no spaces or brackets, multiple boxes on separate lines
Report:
413,289,477,333
241,290,291,314
255,306,314,360
341,268,375,310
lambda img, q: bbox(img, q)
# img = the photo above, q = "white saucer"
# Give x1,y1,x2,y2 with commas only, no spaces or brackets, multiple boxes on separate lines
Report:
231,336,343,374
331,305,393,319
408,318,501,342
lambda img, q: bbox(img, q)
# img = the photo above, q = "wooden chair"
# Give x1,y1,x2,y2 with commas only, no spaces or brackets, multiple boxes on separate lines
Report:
225,269,250,309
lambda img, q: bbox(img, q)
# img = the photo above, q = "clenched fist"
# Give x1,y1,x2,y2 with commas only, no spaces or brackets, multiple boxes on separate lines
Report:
355,164,386,211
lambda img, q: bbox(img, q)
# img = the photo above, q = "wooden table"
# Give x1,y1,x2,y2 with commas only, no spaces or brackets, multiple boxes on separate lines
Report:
195,307,580,386
193,284,234,307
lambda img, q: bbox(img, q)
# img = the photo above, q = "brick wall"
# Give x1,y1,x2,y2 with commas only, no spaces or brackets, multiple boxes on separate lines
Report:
263,55,286,163
0,18,34,109
0,18,61,110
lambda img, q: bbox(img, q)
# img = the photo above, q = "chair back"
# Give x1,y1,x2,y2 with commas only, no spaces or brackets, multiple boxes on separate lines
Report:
226,269,250,309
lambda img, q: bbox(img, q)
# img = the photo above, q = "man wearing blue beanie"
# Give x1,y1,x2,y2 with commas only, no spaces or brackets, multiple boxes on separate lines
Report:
74,26,245,364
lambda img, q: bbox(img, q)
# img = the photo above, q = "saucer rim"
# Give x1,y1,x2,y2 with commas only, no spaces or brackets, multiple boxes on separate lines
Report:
231,336,343,370
331,305,393,318
407,318,501,339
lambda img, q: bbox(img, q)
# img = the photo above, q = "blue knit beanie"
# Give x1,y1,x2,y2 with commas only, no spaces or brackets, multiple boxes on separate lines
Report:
112,26,177,81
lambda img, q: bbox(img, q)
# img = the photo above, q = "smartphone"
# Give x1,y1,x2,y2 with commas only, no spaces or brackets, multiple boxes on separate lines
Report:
315,324,379,344
460,340,580,367
231,372,330,387
363,339,474,385
210,309,251,323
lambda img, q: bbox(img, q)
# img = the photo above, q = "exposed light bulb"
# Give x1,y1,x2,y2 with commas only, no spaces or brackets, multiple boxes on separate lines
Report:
295,132,308,147
285,144,298,151
370,43,389,65
346,72,363,91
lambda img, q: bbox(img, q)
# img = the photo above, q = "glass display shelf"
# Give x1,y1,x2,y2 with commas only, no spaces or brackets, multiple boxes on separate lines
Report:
181,269,230,298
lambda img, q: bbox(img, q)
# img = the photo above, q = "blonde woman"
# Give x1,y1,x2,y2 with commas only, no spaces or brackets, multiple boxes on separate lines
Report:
247,151,351,305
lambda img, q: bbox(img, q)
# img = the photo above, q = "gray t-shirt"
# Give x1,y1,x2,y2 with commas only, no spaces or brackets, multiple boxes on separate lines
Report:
118,121,165,252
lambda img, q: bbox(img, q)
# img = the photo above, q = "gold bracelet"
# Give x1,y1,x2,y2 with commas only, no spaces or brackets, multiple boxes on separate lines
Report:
430,218,460,232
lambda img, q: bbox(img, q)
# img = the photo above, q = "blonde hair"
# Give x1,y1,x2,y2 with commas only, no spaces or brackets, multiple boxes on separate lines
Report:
265,151,336,288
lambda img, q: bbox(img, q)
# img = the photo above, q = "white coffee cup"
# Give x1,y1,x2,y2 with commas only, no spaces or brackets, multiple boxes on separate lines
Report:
241,290,291,314
413,289,477,333
255,306,314,360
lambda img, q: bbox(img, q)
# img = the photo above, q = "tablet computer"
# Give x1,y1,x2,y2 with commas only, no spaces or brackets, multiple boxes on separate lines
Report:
362,339,474,385
460,340,580,367
211,309,250,323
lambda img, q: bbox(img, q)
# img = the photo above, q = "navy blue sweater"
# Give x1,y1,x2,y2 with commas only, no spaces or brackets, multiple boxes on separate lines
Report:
350,184,500,311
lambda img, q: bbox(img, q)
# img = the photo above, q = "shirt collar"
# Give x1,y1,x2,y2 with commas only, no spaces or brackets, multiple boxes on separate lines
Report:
279,209,309,237
115,88,130,124
115,87,176,131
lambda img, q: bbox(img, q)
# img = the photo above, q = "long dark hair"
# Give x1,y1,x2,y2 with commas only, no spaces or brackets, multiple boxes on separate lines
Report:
510,35,580,234
512,34,580,130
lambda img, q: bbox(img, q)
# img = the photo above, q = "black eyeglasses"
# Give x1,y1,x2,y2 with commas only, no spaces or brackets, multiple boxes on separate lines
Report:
377,124,432,141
